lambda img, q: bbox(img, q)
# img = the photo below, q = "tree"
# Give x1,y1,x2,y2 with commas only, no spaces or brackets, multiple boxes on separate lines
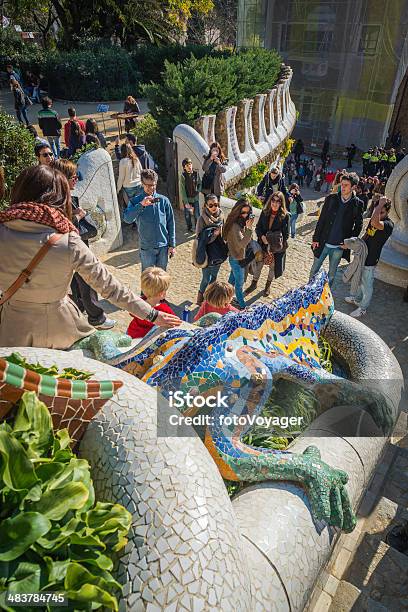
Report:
4,0,57,49
5,0,214,49
187,0,237,47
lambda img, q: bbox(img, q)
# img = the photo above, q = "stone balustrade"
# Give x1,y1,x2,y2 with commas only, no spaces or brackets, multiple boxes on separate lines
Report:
174,65,296,206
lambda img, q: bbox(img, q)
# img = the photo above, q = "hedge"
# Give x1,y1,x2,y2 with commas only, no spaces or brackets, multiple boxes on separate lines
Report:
0,34,226,101
131,43,231,84
141,48,282,137
0,113,36,209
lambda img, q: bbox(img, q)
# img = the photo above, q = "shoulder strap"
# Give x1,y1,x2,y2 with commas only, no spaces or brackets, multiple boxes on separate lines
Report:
0,233,63,306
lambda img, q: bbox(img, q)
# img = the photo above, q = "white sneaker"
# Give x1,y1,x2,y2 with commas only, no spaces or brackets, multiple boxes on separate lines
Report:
95,318,116,330
349,307,366,318
345,296,359,305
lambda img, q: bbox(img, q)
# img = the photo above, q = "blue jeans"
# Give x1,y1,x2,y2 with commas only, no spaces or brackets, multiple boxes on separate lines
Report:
16,106,29,125
47,136,60,158
228,256,245,308
290,213,298,238
350,266,375,310
310,245,343,287
184,200,200,230
140,246,169,271
199,264,221,294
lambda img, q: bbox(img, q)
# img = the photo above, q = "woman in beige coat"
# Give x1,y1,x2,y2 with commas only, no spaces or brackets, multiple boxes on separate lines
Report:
0,165,180,349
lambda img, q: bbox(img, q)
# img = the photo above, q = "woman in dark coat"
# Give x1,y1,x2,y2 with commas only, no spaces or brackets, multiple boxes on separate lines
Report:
194,194,227,304
11,78,30,126
245,191,289,297
201,142,228,198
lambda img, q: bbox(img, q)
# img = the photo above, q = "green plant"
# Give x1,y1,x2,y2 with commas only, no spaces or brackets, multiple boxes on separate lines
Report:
318,337,334,373
4,353,93,380
241,161,268,189
131,43,229,83
279,137,296,161
233,192,263,209
132,113,165,176
71,142,99,163
142,48,282,136
0,392,131,611
0,113,36,210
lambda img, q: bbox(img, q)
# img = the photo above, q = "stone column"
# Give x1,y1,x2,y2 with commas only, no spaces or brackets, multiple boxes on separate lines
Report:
204,115,216,145
253,93,273,157
264,89,280,151
214,107,244,176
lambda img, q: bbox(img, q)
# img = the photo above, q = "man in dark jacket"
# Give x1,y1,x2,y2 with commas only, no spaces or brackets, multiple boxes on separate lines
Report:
38,97,62,158
310,172,363,286
256,166,288,203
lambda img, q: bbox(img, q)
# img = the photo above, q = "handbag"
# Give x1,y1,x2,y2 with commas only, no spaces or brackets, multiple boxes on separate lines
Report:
78,214,98,240
72,200,98,241
263,249,275,266
266,230,284,253
201,162,216,192
192,238,208,269
0,234,63,306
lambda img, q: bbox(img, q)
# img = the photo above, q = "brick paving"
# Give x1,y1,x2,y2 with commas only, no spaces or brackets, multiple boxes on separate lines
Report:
99,197,407,380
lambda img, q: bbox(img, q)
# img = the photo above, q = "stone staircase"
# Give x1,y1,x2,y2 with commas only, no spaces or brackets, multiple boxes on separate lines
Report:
306,411,408,611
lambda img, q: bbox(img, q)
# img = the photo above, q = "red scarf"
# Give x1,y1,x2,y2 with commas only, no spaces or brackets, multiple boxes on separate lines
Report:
0,201,78,234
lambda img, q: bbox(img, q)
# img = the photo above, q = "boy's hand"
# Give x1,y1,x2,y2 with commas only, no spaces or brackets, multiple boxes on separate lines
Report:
168,247,176,258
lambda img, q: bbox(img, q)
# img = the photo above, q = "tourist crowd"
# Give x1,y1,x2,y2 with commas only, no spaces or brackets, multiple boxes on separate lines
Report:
0,72,403,349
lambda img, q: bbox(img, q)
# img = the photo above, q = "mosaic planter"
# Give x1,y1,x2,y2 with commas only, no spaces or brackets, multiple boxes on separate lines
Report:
0,356,122,443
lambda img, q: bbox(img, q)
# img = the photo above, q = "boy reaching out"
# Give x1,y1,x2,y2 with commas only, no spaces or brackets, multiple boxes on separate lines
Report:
127,267,177,338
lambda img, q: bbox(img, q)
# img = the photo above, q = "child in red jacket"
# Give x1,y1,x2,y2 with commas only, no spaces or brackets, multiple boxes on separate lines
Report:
127,267,176,338
193,281,238,322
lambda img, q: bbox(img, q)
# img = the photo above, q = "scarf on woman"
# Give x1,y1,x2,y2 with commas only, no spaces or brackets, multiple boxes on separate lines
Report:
201,205,224,228
0,201,78,234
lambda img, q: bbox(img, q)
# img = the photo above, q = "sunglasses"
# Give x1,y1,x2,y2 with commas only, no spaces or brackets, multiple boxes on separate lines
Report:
142,182,157,187
40,152,53,158
271,198,281,202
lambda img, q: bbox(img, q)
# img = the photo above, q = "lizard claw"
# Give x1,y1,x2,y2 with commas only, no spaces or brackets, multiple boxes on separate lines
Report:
297,447,356,531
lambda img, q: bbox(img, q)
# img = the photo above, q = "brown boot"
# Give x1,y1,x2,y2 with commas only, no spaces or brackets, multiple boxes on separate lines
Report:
263,281,272,297
244,280,258,295
196,291,204,305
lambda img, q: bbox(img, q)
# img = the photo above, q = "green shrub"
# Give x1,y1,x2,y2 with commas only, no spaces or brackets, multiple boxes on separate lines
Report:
142,48,282,137
0,391,131,611
43,48,141,101
0,113,36,209
131,43,230,83
132,113,165,176
241,161,268,189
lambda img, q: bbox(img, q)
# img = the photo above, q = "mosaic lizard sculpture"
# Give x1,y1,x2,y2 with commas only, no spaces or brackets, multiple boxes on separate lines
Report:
77,272,392,532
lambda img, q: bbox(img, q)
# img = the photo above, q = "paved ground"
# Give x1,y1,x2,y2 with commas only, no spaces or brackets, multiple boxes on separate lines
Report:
1,87,405,378
98,197,407,381
0,88,149,146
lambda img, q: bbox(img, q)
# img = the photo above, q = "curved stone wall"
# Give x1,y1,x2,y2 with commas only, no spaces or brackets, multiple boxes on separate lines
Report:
376,155,408,287
173,65,297,207
0,311,402,611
